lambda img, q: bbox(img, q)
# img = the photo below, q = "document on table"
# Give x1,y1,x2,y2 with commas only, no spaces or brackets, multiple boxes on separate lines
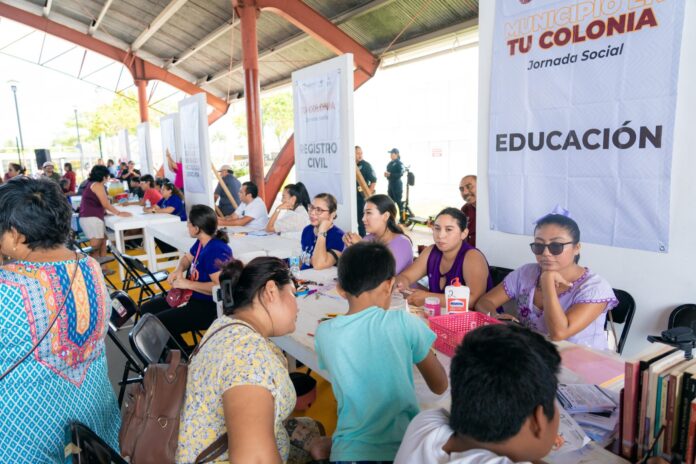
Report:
546,404,591,458
556,383,618,413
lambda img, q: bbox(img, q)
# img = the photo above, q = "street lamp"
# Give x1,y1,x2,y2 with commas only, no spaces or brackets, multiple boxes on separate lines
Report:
74,107,85,178
8,80,25,165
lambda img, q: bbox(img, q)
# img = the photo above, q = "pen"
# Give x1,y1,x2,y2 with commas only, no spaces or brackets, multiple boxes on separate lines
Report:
303,289,318,299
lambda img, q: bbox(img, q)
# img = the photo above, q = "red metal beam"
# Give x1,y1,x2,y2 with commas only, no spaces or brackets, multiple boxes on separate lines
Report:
251,0,380,208
235,0,266,199
263,69,374,210
136,80,149,122
0,2,230,118
258,0,379,82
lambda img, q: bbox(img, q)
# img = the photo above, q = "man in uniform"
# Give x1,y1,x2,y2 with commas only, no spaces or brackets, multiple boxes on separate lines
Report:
355,145,377,236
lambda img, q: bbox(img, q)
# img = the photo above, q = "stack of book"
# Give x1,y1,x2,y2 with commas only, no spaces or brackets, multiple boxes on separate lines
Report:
557,383,620,446
621,343,696,462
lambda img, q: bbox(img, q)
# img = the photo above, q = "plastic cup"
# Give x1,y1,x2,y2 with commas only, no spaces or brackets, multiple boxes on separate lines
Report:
424,296,441,317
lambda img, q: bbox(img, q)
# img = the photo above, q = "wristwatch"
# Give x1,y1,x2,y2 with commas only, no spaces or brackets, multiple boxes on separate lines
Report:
319,231,328,238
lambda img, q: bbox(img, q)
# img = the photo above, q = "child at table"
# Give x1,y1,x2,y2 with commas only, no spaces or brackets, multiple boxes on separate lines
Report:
394,324,561,464
314,241,448,463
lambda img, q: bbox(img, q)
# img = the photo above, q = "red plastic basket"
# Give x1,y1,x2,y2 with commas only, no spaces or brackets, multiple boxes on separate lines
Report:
429,312,502,357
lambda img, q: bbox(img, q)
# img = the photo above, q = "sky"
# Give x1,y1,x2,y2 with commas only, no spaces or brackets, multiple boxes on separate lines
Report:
0,53,115,148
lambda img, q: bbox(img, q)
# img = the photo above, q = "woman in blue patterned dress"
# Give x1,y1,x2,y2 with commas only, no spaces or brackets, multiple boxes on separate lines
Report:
0,177,120,463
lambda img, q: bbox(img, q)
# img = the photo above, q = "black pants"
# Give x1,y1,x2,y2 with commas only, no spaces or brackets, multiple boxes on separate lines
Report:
357,193,366,237
140,295,217,349
387,181,403,218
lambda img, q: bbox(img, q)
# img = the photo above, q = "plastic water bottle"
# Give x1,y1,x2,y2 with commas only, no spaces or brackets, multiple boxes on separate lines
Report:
289,256,301,277
145,199,151,208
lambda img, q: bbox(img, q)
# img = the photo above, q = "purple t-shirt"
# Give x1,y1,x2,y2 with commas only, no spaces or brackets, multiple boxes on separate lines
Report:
365,233,413,275
502,263,618,350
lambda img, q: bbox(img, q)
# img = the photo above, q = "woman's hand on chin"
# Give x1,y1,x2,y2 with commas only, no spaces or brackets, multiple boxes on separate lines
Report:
540,270,571,289
316,218,333,234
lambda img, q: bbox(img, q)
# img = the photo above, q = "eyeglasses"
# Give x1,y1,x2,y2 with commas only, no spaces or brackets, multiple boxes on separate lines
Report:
308,205,330,214
529,242,574,255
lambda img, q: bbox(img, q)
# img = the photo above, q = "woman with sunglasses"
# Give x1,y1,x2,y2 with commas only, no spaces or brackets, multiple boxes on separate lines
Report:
300,193,345,270
476,213,618,350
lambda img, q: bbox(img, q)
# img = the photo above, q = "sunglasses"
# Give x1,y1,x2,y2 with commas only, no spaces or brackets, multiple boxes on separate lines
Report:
529,241,574,256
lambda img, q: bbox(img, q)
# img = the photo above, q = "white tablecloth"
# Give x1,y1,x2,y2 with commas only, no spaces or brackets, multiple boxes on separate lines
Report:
144,221,303,271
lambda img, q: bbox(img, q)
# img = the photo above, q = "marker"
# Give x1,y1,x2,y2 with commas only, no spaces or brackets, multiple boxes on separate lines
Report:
303,289,318,299
306,332,314,337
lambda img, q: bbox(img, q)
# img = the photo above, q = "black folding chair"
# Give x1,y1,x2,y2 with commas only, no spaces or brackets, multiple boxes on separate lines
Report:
107,291,145,406
129,313,189,366
108,242,168,306
65,422,127,464
605,288,636,355
489,266,513,287
68,236,117,290
668,304,696,332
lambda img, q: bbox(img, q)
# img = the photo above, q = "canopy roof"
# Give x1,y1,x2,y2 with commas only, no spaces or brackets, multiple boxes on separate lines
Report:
1,0,478,104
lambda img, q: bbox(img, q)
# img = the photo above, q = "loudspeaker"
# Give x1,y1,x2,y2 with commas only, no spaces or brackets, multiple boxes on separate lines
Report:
35,149,51,169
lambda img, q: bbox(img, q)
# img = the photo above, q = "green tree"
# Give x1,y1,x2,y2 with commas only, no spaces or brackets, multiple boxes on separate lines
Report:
261,92,293,148
232,92,294,150
52,89,178,147
84,91,142,140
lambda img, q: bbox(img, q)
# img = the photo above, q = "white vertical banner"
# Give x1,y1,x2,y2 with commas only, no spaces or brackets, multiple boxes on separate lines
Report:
293,54,356,233
179,93,214,211
118,129,131,162
488,0,685,252
160,113,181,182
136,122,153,175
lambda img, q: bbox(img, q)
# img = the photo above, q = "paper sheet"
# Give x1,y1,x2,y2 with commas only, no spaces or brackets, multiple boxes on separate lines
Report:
547,404,591,458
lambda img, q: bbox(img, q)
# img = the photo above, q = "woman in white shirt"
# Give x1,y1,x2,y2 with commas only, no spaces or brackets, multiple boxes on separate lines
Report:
266,182,311,234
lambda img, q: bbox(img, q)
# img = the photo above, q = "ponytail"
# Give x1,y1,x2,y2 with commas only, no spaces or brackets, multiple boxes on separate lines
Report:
214,229,229,244
188,204,226,241
219,257,293,315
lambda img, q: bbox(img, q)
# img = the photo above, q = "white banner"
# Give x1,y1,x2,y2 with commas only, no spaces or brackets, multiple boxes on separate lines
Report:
160,113,181,183
117,129,131,163
179,93,214,211
136,122,153,175
488,0,685,252
293,54,356,233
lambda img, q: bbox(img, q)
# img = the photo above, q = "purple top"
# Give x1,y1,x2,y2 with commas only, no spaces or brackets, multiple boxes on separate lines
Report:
426,242,493,293
79,182,105,220
503,263,618,350
365,233,413,275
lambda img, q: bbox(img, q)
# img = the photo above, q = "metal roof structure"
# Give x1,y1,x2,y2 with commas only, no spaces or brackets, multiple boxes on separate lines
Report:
1,0,478,103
